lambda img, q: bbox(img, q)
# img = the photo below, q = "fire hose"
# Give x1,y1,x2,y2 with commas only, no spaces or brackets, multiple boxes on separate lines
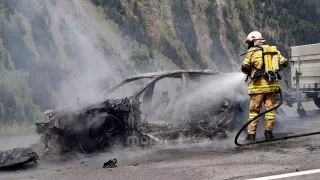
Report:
234,88,320,146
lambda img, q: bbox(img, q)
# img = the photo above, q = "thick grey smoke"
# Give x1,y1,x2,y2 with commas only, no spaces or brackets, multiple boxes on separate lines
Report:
6,0,141,111
43,0,128,109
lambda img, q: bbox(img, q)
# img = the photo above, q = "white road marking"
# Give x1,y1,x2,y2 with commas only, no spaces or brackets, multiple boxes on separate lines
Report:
247,169,320,180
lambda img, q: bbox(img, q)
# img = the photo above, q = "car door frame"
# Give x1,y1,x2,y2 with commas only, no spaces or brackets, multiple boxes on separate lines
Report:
134,73,188,116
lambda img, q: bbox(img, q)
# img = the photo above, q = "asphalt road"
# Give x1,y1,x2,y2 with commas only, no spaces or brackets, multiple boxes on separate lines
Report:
1,102,320,180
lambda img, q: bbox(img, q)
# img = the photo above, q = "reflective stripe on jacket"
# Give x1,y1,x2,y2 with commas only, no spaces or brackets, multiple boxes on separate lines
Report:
241,44,288,94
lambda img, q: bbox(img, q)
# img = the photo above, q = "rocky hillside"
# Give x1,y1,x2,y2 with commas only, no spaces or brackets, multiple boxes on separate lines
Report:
0,0,319,124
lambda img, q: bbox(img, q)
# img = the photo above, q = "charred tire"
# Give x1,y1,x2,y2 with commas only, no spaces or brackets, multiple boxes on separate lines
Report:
89,114,124,137
89,114,126,149
313,98,320,108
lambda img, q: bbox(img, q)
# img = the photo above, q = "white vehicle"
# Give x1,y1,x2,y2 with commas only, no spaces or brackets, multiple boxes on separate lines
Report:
285,43,320,116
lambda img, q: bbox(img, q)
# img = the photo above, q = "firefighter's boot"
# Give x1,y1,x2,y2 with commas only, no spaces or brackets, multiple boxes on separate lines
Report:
246,134,256,141
264,130,274,141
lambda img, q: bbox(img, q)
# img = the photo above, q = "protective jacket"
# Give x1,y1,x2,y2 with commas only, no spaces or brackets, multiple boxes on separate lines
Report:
241,43,288,94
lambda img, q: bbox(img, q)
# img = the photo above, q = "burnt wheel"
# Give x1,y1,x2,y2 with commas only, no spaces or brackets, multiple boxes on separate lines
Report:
89,114,126,150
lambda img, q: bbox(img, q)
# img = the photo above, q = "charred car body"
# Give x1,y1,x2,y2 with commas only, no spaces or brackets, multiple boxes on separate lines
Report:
35,70,245,154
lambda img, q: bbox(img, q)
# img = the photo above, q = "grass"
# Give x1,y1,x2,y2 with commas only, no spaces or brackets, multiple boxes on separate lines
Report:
0,123,36,134
239,0,254,8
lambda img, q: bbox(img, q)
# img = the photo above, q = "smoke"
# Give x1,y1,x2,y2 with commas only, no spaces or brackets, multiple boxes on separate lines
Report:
0,133,40,151
43,0,128,109
2,0,140,113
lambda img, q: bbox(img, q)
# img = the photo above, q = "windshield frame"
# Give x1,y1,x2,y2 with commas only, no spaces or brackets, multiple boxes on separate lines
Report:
104,77,154,99
104,71,223,99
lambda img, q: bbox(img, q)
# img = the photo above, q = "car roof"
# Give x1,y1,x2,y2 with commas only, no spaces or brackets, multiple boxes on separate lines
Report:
127,69,222,80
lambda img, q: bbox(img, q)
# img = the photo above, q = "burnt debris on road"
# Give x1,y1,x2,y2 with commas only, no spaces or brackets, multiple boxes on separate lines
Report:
0,148,39,170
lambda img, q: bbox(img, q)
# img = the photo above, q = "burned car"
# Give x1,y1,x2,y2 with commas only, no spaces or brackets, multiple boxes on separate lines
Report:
35,70,244,155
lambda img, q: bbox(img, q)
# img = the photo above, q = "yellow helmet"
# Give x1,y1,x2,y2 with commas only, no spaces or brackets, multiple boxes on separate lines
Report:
245,31,265,43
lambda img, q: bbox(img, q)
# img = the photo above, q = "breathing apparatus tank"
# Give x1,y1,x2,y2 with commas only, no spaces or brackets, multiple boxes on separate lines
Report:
262,45,281,82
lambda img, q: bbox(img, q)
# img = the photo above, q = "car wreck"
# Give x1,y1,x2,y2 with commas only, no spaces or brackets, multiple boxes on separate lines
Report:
34,70,245,155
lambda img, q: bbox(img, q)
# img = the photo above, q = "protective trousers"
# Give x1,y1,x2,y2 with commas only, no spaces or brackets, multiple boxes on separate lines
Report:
248,92,276,134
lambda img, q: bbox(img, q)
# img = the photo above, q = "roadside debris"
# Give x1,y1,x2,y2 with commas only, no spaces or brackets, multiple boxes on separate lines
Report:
132,163,139,166
0,148,39,170
103,158,117,168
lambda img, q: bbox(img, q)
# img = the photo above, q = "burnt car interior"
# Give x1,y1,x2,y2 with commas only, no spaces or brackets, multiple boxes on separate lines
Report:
137,73,222,123
138,74,184,122
133,72,236,140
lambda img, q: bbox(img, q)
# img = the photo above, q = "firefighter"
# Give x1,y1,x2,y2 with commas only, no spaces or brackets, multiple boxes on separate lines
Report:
241,31,288,141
